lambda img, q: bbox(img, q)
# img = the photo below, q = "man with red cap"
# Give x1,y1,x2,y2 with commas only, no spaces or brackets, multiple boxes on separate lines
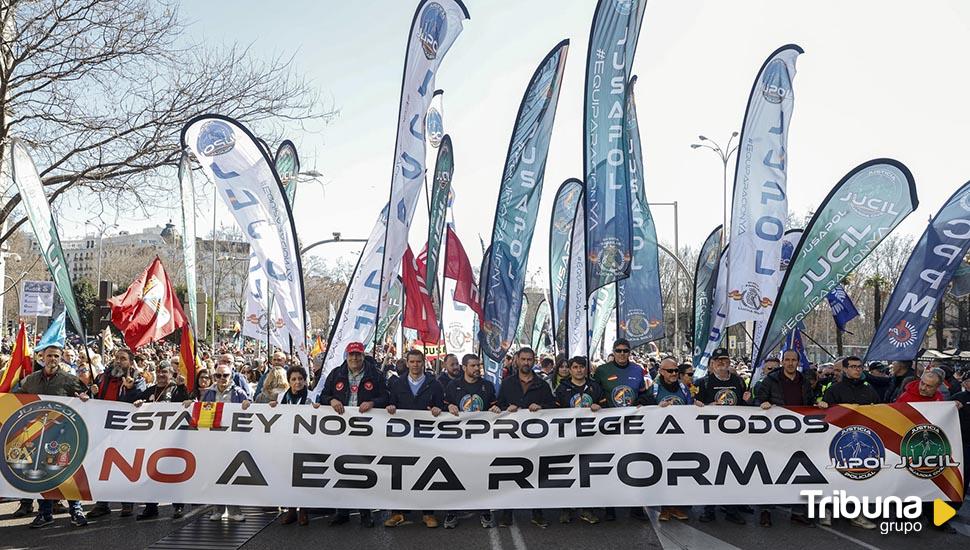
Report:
316,341,387,527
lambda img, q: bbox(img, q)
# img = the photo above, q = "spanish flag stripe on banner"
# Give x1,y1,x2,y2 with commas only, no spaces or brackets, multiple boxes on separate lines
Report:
190,401,224,429
814,404,964,502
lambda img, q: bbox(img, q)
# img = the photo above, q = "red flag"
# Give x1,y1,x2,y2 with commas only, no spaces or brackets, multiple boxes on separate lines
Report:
402,246,440,342
108,257,188,350
444,226,483,319
0,321,32,392
179,327,200,393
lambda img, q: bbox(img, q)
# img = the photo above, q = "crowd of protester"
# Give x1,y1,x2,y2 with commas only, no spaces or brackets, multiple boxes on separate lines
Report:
0,334,967,534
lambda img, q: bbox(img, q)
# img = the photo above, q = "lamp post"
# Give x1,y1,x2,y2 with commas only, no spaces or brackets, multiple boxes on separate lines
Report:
646,201,684,356
690,132,739,249
85,220,118,285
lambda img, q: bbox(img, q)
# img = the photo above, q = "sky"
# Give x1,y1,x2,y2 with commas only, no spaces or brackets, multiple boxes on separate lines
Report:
62,0,970,282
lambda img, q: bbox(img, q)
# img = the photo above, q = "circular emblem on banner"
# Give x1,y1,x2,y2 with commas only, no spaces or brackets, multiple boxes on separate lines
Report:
569,393,594,408
0,401,88,494
828,425,886,480
760,58,792,104
611,385,635,406
418,3,447,60
459,394,485,412
446,324,471,350
713,388,738,406
887,320,917,349
196,119,236,157
594,242,628,278
623,313,651,340
335,381,345,392
426,109,444,148
482,322,505,356
897,424,957,479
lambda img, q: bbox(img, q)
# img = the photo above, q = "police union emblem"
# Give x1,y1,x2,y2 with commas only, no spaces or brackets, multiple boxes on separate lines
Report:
611,385,635,406
1,401,88,494
197,119,236,157
418,3,448,60
896,424,959,479
569,393,594,408
760,58,792,104
460,394,485,412
828,425,886,480
887,319,917,348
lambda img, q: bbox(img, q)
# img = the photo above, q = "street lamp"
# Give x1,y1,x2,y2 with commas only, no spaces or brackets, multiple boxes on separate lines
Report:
85,220,118,285
690,132,739,249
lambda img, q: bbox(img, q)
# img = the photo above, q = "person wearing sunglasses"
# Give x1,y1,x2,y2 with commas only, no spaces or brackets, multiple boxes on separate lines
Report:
591,338,649,522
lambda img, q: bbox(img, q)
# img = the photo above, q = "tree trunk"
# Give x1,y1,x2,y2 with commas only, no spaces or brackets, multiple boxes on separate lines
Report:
872,283,882,329
935,299,945,350
835,320,844,356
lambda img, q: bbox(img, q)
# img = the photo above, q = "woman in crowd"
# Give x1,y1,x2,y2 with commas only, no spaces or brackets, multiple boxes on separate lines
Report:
255,367,288,403
189,368,212,401
270,366,312,525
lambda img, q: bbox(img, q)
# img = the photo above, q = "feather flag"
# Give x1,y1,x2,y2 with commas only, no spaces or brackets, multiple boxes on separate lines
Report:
0,321,32,393
179,327,200,394
36,311,66,351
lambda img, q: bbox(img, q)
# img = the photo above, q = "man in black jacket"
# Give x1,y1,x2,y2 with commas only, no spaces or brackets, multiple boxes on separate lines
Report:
756,350,819,527
695,349,750,525
497,347,555,528
384,349,444,529
316,341,385,527
131,361,190,520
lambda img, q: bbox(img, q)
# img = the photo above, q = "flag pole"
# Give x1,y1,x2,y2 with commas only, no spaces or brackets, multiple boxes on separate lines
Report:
798,329,837,360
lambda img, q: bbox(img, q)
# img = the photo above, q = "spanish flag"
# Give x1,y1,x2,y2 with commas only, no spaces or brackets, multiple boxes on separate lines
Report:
0,321,32,393
179,327,201,393
190,402,225,429
309,335,325,358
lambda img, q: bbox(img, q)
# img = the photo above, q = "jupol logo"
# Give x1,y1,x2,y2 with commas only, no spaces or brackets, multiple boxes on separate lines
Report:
196,119,236,157
827,425,886,480
895,424,959,479
426,109,443,148
611,385,635,406
569,393,594,408
1,401,88,494
887,319,917,348
418,3,447,60
459,394,485,412
760,59,792,104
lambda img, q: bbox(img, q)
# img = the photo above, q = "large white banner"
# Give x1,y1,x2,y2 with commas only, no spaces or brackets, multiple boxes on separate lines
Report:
0,395,962,508
320,205,389,381
376,0,468,328
727,45,802,327
182,116,307,366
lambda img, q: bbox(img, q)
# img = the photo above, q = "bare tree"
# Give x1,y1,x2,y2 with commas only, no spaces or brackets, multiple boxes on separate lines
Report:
0,0,336,243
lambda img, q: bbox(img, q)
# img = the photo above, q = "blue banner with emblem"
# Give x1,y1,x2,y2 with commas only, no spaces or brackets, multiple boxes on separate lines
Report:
780,324,810,371
549,179,584,354
826,285,858,332
754,159,918,365
480,40,569,363
692,226,723,369
617,76,663,348
865,181,970,362
583,0,647,295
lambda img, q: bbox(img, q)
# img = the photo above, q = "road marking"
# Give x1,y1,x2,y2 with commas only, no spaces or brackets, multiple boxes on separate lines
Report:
509,521,528,550
488,523,504,550
818,525,884,550
646,507,744,550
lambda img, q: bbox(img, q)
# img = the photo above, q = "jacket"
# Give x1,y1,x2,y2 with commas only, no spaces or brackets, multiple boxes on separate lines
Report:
822,377,881,405
93,371,146,403
555,379,606,408
201,385,250,403
444,377,497,411
497,374,556,410
755,369,814,406
387,375,445,411
317,362,388,408
15,369,87,397
136,383,190,403
894,379,944,403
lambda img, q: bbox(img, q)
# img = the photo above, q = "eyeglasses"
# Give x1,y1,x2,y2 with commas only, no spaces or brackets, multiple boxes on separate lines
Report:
662,369,678,374
614,349,631,354
212,373,230,379
685,371,695,376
